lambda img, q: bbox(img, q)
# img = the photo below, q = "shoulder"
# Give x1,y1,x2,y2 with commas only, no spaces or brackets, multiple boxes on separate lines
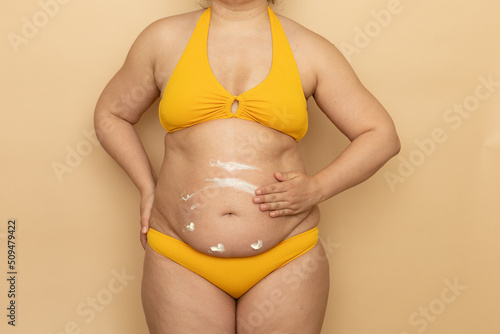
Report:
137,10,204,44
275,13,350,95
144,10,205,38
275,13,339,57
128,9,205,60
115,9,206,94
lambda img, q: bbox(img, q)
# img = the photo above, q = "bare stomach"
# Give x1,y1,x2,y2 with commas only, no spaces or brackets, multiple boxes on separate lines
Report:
148,119,320,257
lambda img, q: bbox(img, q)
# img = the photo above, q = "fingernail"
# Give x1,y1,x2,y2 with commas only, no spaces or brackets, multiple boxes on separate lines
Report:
256,190,262,195
142,227,148,233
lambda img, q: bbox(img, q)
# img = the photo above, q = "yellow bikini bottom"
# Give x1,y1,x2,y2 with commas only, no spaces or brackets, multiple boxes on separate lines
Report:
147,227,319,299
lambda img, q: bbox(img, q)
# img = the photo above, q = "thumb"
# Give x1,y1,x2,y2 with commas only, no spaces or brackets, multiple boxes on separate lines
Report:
275,171,300,182
140,216,149,249
140,210,150,234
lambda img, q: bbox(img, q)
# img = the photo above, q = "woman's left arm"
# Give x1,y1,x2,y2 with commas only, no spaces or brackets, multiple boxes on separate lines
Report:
254,36,401,217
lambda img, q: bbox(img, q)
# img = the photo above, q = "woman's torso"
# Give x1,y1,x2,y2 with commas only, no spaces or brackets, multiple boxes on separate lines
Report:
148,7,320,257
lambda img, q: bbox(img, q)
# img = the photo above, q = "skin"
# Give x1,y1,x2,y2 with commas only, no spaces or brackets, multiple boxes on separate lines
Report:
94,0,400,332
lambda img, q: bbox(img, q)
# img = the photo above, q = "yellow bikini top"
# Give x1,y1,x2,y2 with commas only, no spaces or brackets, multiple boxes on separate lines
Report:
159,6,308,141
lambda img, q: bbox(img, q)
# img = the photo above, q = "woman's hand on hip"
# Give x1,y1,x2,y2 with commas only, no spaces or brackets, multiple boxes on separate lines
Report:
253,171,324,218
140,189,155,248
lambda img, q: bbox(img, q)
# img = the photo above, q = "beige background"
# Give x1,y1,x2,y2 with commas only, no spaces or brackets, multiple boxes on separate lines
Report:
1,0,499,333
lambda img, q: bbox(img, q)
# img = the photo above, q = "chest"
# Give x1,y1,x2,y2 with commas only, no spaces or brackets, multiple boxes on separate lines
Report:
207,26,273,97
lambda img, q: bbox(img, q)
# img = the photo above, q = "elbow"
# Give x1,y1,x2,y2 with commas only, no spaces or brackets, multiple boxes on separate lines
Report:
372,124,400,160
93,108,101,132
93,101,106,130
387,128,401,158
93,108,106,142
93,107,117,144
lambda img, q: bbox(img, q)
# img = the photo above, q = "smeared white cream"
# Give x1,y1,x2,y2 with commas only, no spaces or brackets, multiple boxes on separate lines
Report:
209,244,225,253
181,193,196,201
186,222,195,232
181,187,211,201
205,178,258,195
210,159,259,172
251,240,264,250
181,177,257,203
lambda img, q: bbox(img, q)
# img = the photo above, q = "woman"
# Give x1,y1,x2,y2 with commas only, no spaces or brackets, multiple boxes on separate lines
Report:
94,0,400,332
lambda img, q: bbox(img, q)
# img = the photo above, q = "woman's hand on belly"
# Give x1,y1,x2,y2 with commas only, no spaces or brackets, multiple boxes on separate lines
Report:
253,171,323,218
150,119,320,257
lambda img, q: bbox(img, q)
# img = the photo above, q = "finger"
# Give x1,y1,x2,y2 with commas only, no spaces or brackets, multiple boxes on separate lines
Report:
255,182,288,196
141,208,151,226
140,213,149,228
253,192,284,204
259,201,289,212
140,218,149,247
269,209,293,218
140,232,148,249
275,171,301,182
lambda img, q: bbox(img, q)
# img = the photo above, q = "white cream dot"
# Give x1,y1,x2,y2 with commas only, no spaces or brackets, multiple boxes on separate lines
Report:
209,244,225,253
251,240,264,250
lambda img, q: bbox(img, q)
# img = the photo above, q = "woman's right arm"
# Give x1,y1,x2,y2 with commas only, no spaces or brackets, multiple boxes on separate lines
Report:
94,23,162,247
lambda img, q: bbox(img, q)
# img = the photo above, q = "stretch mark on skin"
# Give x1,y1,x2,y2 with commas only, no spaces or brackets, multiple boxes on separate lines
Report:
205,178,258,195
251,240,264,250
186,222,195,232
210,244,225,253
210,159,259,172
